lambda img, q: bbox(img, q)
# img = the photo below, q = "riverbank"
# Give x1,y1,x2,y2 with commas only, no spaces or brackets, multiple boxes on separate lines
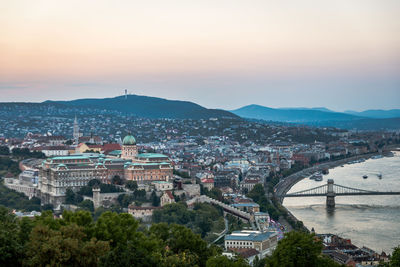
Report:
274,153,380,203
283,153,400,253
272,153,382,231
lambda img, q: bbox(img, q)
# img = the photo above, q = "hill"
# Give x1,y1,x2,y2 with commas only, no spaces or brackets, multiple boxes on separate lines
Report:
45,95,238,119
344,109,400,119
313,117,400,130
231,104,400,130
231,104,361,123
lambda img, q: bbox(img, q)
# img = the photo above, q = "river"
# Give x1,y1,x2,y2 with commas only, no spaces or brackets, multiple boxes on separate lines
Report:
283,152,400,253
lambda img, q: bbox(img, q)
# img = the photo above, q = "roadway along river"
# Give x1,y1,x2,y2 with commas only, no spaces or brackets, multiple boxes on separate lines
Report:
283,151,400,253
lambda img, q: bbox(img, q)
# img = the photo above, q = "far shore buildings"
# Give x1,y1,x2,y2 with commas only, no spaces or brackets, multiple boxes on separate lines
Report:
38,133,173,208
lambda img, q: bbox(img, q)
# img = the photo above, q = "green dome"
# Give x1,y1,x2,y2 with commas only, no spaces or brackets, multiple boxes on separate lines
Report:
123,134,136,145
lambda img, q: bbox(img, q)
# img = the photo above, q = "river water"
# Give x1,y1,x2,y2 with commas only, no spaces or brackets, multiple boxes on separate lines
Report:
283,152,400,253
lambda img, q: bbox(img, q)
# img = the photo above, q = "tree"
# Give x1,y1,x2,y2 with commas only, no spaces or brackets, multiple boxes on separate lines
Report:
65,188,76,204
24,224,109,267
206,255,250,267
88,179,101,187
0,182,41,211
247,184,265,203
151,191,160,207
0,146,10,155
0,157,21,176
206,187,223,201
42,204,54,211
79,199,95,212
112,175,123,185
11,148,45,159
117,193,135,208
133,189,146,200
152,203,194,225
265,231,340,267
65,139,73,145
125,180,138,191
391,246,400,267
0,206,21,266
149,223,218,267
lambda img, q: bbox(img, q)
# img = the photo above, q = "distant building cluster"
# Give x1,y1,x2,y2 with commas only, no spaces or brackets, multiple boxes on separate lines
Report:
318,233,390,266
1,111,397,264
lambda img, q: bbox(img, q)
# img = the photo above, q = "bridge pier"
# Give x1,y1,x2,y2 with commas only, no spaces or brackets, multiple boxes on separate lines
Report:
326,194,335,208
326,179,335,208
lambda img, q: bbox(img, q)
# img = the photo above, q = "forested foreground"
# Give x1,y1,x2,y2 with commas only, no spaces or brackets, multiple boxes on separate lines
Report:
1,205,399,267
0,206,247,267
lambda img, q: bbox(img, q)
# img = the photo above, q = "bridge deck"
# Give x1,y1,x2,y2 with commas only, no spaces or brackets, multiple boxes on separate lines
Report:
282,192,400,197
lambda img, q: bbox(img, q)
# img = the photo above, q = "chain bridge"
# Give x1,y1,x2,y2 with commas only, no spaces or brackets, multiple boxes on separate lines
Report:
278,179,400,208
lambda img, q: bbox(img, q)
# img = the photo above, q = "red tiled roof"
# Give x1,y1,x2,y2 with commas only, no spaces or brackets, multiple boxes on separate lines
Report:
234,197,253,203
165,191,174,199
103,143,121,152
201,178,214,184
229,248,259,258
87,144,103,149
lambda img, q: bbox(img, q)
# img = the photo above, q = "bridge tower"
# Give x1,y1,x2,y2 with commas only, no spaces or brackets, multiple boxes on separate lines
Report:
326,179,335,208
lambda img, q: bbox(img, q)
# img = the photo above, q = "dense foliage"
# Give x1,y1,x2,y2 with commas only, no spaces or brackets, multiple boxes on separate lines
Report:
0,146,11,155
11,148,45,159
1,205,397,267
203,187,224,202
0,182,41,211
0,157,21,176
257,231,342,267
247,184,281,221
77,179,124,197
153,202,225,239
390,246,400,267
0,206,237,267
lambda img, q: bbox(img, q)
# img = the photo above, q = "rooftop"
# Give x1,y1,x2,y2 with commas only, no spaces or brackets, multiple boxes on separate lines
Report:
51,155,90,160
137,153,168,158
123,134,136,145
232,203,260,208
225,231,276,242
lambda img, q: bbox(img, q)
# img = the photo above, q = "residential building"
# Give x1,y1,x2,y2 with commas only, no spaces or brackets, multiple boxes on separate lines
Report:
201,178,214,191
152,181,173,191
160,190,175,206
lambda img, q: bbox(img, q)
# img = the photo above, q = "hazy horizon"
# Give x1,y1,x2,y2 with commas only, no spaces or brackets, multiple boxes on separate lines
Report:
1,0,399,111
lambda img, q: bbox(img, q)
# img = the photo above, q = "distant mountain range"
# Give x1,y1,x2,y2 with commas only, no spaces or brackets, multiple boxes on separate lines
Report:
45,95,238,119
231,105,400,130
231,105,359,123
1,94,399,130
344,109,400,119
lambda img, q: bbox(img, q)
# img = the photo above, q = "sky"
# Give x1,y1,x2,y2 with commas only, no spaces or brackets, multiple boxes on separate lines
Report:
1,0,399,111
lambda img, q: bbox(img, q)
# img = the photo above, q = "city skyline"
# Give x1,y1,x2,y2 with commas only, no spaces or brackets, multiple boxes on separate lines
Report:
1,0,399,111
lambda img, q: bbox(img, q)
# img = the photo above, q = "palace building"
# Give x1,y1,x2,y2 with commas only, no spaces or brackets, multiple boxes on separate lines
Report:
38,133,173,209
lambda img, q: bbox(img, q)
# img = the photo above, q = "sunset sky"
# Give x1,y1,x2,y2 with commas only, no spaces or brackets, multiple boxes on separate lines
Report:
1,0,399,111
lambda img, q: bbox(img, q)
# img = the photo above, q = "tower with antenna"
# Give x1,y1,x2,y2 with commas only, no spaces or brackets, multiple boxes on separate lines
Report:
73,115,80,145
125,89,128,100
